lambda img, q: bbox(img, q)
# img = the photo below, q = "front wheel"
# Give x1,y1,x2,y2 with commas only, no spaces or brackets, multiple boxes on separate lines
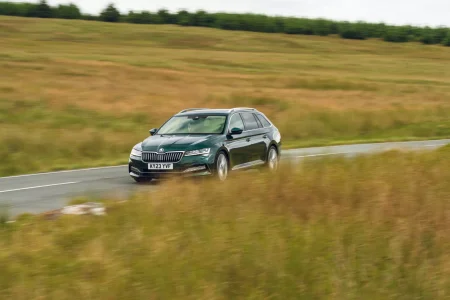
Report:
267,146,279,172
215,152,229,181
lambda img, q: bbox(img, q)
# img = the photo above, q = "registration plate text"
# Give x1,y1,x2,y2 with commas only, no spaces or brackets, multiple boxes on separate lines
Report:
148,163,174,170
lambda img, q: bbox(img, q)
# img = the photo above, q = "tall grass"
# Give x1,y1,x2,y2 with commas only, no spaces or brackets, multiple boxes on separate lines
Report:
1,97,449,176
1,147,449,299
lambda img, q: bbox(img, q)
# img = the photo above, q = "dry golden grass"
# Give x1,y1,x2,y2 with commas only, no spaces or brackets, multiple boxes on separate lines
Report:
1,147,449,299
1,16,450,175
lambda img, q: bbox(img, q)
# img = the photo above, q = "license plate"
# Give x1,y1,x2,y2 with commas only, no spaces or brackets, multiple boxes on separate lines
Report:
148,163,173,170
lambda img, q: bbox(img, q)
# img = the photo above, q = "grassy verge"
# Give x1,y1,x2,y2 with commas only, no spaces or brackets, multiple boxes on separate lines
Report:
1,146,450,299
1,16,450,176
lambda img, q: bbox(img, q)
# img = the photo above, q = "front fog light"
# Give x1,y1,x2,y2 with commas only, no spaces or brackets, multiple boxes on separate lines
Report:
183,166,207,173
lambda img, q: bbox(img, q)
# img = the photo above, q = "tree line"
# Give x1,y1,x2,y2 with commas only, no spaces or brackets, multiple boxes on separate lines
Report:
1,1,449,46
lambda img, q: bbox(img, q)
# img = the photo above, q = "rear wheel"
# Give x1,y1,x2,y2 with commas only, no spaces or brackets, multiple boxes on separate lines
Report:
215,152,229,181
267,146,279,172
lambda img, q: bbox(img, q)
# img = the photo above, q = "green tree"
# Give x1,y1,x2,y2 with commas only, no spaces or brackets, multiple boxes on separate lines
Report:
284,18,315,35
126,11,154,24
383,26,410,43
442,32,450,46
54,3,81,19
81,14,98,21
420,27,439,45
433,27,449,44
312,19,333,36
100,3,120,22
338,22,368,40
0,2,20,16
191,10,216,27
214,13,242,31
36,0,52,18
176,9,192,26
157,9,176,24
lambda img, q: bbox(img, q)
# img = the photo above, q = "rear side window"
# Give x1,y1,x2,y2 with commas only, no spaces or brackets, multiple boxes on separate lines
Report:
241,112,260,130
256,113,271,127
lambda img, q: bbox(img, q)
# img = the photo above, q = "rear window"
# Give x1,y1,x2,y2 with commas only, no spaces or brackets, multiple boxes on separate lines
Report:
241,112,260,130
256,114,271,127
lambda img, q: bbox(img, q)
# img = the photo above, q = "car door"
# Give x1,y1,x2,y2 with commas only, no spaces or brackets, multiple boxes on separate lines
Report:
224,113,249,168
240,112,268,163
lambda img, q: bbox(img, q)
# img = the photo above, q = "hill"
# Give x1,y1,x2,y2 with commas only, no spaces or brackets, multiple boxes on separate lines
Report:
1,16,450,175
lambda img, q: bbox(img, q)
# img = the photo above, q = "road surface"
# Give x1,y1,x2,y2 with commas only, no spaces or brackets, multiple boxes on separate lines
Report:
1,139,449,217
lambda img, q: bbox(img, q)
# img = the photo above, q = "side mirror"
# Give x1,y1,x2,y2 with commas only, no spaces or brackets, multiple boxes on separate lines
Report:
230,127,243,135
149,128,158,136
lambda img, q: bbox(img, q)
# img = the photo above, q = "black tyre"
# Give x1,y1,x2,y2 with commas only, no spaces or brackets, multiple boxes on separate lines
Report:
266,146,279,172
215,152,229,181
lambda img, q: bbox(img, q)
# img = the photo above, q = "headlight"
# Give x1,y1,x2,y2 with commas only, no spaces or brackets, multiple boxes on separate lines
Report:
184,148,211,156
130,148,142,158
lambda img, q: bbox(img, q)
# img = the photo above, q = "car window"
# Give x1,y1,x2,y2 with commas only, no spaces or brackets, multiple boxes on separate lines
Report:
157,115,227,135
228,113,245,131
241,112,260,131
256,113,271,127
253,113,263,128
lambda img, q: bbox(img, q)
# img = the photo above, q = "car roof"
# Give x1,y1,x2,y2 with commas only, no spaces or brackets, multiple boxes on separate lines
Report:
176,108,259,116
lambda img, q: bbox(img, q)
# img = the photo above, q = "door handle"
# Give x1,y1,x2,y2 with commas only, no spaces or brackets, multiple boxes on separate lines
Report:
263,135,267,139
246,138,250,142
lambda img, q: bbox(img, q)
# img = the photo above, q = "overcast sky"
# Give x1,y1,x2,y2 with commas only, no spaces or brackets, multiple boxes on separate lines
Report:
13,0,450,27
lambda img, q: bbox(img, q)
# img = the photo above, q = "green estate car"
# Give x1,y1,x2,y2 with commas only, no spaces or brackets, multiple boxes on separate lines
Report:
128,107,282,182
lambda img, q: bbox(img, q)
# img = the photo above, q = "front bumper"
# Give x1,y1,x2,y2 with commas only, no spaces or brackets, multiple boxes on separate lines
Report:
128,153,215,179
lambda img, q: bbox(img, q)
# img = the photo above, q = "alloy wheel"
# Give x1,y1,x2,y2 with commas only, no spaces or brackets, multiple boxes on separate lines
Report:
217,153,228,181
268,147,278,172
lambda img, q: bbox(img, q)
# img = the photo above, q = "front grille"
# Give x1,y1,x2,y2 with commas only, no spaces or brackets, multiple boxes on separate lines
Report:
142,151,184,163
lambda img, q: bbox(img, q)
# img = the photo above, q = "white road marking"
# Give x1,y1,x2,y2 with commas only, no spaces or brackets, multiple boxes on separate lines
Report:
294,152,349,158
0,182,78,194
0,165,128,180
281,152,349,159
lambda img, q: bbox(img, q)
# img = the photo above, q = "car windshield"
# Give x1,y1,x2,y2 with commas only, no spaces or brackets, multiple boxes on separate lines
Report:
157,115,227,135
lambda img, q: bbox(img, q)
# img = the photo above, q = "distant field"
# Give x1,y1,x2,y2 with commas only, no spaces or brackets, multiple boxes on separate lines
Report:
1,16,450,175
1,147,449,299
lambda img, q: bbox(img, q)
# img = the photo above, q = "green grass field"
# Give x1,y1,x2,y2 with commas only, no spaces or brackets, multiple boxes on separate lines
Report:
1,147,449,299
1,16,450,176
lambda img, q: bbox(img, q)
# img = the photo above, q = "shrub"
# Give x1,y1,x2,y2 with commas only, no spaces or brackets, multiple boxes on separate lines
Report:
383,26,410,43
190,10,215,27
126,11,155,24
442,33,450,46
339,22,368,40
284,18,315,35
418,27,449,45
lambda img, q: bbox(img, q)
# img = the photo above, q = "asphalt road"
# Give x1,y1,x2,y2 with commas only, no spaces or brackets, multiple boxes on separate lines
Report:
1,139,449,217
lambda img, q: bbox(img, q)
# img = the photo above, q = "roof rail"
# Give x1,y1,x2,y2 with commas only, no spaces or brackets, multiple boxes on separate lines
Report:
178,108,210,114
230,107,256,112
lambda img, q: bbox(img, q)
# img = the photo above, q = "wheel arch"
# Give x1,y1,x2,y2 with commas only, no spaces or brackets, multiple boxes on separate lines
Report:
268,141,280,155
214,146,230,168
264,141,280,164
